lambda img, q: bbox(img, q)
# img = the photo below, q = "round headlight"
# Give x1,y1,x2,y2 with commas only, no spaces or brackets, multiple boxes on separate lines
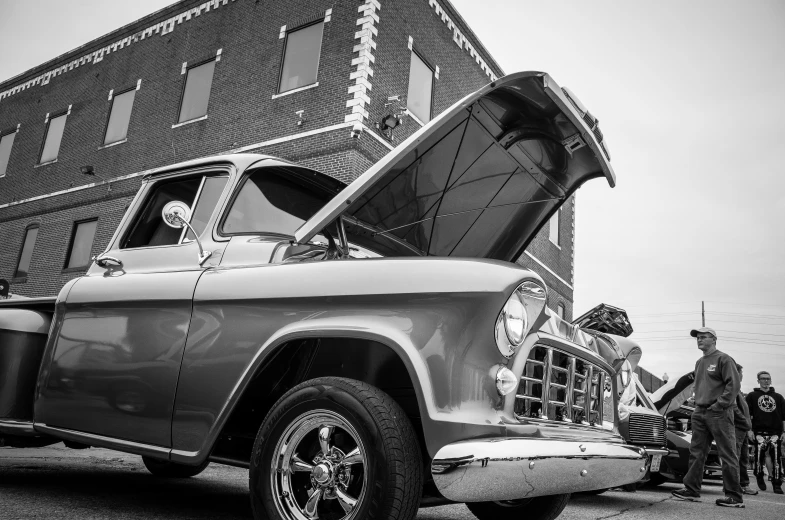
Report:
496,366,519,396
503,297,526,346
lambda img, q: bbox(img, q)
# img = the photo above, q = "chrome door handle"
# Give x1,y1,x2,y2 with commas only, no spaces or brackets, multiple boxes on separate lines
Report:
94,255,123,268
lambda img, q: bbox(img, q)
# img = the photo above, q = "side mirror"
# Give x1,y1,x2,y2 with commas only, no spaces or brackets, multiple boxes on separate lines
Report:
162,201,211,265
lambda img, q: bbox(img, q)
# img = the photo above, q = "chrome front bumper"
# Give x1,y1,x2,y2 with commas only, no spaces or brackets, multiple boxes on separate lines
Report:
431,438,648,502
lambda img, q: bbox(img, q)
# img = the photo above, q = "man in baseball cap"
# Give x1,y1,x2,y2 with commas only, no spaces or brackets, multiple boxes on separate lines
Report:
690,327,717,339
673,326,744,507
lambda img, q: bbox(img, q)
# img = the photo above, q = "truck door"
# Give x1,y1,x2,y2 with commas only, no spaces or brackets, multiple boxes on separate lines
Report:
35,169,230,448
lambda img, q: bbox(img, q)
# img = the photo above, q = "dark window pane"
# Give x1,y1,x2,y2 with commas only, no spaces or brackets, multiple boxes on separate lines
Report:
222,168,334,236
184,176,228,241
104,90,136,144
0,131,16,177
40,114,67,163
557,303,565,319
179,61,216,123
122,177,201,249
279,22,324,93
406,52,433,123
66,220,98,269
15,227,39,278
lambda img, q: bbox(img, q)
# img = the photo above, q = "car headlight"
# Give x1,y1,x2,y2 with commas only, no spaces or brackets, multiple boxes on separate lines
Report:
495,280,547,357
496,366,519,396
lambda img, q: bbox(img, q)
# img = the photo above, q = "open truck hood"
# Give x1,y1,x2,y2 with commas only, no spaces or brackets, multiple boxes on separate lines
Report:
295,71,615,261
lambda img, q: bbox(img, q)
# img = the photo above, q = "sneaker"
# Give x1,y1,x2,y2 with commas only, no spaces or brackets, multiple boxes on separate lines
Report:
741,486,759,495
672,488,701,501
756,473,767,491
774,485,783,495
716,497,745,508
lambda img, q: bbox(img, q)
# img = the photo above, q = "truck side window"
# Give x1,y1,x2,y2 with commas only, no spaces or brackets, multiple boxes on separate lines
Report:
182,176,229,242
221,167,335,237
122,174,229,249
122,177,201,248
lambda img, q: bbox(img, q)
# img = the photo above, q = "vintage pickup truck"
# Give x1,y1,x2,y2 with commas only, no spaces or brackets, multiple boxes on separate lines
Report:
0,72,654,520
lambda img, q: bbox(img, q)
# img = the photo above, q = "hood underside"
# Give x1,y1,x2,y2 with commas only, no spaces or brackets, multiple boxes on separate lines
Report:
296,71,615,261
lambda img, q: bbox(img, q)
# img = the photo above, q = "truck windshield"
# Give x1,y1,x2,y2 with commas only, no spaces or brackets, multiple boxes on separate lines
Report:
221,166,343,237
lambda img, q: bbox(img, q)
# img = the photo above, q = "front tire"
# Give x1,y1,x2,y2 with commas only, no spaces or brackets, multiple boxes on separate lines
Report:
466,494,571,520
142,456,209,478
250,377,423,520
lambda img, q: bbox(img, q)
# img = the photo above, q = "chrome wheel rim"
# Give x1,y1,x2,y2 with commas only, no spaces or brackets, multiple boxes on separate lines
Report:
271,409,368,520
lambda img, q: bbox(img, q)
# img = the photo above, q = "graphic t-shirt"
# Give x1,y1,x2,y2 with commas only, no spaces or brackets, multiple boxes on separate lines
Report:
745,387,785,433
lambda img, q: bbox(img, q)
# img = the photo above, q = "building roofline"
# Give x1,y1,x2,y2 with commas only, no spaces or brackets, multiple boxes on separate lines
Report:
439,0,505,77
0,0,202,90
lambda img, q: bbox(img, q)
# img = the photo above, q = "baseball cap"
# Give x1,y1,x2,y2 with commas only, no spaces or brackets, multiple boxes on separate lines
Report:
690,327,717,339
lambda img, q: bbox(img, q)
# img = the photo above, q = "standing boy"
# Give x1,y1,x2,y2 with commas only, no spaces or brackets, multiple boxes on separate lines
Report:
746,371,785,494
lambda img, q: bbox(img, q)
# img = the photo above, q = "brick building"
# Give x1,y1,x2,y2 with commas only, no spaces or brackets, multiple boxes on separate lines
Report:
0,0,576,316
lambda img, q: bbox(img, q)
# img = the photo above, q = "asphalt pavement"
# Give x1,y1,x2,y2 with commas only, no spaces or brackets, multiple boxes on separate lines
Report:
1,444,784,520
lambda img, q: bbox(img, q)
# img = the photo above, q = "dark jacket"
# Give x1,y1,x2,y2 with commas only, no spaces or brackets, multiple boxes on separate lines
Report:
733,392,752,432
745,387,785,433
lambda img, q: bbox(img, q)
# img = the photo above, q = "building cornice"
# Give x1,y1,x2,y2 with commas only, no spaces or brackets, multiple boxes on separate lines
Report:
425,0,505,79
0,0,237,101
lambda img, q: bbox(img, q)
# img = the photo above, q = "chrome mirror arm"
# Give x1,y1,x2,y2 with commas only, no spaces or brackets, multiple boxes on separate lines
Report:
161,201,211,266
176,217,212,265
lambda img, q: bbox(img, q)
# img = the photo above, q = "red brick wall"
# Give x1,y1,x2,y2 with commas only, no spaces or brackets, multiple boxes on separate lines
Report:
0,0,573,307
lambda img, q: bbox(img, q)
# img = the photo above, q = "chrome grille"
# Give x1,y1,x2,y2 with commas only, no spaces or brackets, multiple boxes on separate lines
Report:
515,345,609,426
628,413,666,446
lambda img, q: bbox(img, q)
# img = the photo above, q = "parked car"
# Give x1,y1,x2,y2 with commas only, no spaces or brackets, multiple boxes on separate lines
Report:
572,304,668,492
0,72,650,520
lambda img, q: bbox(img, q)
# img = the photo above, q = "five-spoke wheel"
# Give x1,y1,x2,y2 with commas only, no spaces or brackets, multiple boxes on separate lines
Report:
271,411,367,519
250,377,422,520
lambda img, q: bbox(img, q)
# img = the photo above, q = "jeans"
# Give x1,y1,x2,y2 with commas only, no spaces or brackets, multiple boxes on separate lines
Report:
684,405,742,502
753,432,782,485
736,429,750,487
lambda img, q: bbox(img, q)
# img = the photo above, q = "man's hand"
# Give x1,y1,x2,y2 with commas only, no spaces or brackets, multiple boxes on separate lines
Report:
709,403,723,413
748,430,755,441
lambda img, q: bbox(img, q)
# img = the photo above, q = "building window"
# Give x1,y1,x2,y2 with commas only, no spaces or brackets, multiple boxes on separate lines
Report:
39,112,68,164
64,219,98,270
178,60,217,123
549,209,561,247
0,130,16,177
279,21,324,93
15,225,39,278
406,51,434,124
104,89,136,145
557,303,566,320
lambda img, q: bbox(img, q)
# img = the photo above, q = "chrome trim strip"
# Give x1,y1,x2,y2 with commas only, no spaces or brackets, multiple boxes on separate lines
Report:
0,420,38,437
431,438,646,501
644,448,669,457
34,424,170,459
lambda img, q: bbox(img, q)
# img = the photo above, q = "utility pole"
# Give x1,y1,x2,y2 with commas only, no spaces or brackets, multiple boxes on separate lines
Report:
702,301,705,327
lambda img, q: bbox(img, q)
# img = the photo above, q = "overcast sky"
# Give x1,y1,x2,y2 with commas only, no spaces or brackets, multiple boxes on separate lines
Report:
1,0,783,392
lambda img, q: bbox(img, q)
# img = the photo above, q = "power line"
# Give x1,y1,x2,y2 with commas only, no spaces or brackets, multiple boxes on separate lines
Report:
707,311,785,319
705,301,785,309
634,318,785,326
633,329,785,338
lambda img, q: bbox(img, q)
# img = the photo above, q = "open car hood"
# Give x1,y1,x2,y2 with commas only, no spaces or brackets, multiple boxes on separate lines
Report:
650,371,696,415
295,71,615,261
573,303,633,337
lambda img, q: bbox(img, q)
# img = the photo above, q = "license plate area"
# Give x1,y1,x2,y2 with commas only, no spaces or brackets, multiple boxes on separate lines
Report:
650,454,662,472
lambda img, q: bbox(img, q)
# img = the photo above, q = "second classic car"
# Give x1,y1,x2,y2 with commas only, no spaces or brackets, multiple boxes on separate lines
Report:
0,72,651,520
